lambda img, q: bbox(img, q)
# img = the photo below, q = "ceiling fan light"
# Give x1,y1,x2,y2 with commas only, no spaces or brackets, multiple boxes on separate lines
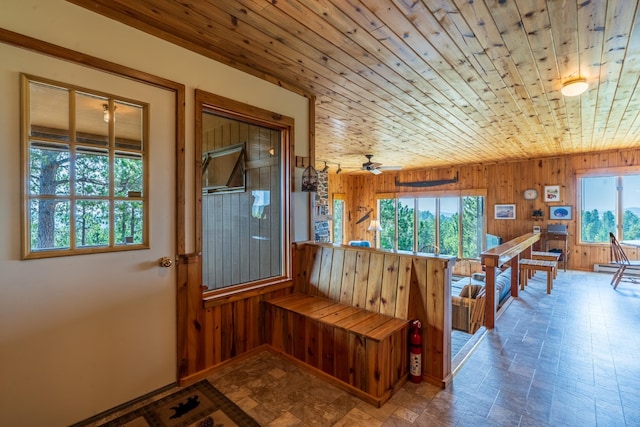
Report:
561,79,588,97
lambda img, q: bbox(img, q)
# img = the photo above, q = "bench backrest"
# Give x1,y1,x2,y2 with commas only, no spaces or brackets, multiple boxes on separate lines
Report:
293,243,412,319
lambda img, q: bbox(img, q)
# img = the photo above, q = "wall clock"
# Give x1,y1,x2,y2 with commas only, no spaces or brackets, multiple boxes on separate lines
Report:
524,189,538,200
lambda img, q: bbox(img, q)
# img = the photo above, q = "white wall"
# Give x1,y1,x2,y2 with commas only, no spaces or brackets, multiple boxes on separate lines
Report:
0,1,310,425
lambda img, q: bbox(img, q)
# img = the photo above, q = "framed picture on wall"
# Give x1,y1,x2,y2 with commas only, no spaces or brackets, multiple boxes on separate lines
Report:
549,205,572,220
494,204,516,219
544,185,560,202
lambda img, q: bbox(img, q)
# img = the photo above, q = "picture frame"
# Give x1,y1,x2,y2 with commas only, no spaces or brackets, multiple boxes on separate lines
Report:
544,185,560,202
549,205,572,220
494,204,516,220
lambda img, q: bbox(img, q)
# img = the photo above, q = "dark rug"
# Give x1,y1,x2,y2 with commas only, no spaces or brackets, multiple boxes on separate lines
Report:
101,380,259,427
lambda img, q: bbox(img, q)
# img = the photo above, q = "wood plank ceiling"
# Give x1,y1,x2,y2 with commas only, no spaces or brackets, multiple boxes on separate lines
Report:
68,0,640,173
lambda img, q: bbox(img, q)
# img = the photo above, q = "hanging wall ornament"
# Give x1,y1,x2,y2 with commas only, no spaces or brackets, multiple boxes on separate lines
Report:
301,161,318,192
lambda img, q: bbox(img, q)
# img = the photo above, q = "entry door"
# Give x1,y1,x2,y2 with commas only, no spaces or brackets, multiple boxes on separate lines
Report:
0,42,177,424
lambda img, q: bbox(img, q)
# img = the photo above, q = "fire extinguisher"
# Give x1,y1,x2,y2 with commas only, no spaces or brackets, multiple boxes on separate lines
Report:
409,319,422,383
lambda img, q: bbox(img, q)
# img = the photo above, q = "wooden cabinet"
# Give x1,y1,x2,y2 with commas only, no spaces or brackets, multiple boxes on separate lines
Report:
542,232,570,271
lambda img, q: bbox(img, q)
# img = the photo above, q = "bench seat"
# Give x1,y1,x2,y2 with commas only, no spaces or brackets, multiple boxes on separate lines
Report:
519,259,557,294
265,293,410,407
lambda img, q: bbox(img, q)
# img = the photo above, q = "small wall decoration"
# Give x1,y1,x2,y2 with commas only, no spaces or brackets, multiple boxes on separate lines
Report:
544,185,560,202
494,204,516,220
549,205,572,220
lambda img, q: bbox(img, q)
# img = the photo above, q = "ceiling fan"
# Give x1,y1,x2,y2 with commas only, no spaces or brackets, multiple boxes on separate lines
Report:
361,154,402,175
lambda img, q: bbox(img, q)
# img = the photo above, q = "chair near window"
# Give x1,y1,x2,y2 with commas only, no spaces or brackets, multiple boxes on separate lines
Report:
609,232,640,289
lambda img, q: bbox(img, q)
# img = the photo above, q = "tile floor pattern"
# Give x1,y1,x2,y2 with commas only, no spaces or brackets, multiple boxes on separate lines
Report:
206,271,640,426
84,271,640,426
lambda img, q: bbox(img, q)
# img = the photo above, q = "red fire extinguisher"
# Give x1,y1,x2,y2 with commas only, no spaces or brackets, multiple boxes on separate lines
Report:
409,319,422,383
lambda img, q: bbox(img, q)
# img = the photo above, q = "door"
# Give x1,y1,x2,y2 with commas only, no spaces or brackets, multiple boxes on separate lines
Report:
0,42,176,425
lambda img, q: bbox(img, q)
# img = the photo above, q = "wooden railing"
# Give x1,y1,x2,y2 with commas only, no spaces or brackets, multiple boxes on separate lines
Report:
480,232,541,328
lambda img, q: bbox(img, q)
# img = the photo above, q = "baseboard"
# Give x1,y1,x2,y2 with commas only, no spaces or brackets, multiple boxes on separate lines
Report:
178,344,271,387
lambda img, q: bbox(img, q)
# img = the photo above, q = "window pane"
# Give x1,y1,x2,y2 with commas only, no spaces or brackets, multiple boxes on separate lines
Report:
581,176,616,243
397,198,415,251
75,147,109,196
379,199,396,250
76,200,110,247
417,198,436,252
76,92,108,146
333,199,344,244
201,112,282,290
29,81,69,141
115,201,144,245
115,101,143,151
30,199,70,250
115,152,143,197
439,197,459,256
622,175,640,240
29,142,70,195
462,196,483,258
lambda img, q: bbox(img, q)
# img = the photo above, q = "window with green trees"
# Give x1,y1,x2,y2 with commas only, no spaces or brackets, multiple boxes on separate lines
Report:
333,198,344,244
378,195,485,259
22,75,147,258
580,173,640,243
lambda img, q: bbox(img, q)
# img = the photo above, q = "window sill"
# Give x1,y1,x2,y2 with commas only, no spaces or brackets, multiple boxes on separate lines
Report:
203,277,293,308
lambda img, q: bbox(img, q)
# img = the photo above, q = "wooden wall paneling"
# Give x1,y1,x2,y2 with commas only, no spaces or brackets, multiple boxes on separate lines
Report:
423,258,451,385
317,246,334,297
365,252,385,312
328,248,345,301
211,305,222,366
321,322,335,375
204,307,214,367
408,258,427,323
339,249,358,305
234,298,247,355
335,148,640,271
307,244,323,296
352,251,371,309
394,256,412,320
379,254,400,317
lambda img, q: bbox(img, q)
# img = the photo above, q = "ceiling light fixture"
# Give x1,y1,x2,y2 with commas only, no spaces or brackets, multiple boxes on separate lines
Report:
102,104,116,123
561,78,588,97
322,162,329,172
336,164,342,175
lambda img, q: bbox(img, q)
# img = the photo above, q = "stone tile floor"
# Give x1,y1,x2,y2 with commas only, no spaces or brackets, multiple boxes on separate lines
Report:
85,270,640,426
207,270,640,426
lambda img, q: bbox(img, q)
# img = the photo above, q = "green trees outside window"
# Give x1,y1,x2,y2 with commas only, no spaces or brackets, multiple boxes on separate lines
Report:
22,76,147,258
378,195,484,259
580,174,640,243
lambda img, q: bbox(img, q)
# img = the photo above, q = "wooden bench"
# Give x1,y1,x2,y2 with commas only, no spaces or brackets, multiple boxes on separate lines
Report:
265,244,413,407
265,294,409,406
519,259,557,294
531,251,561,278
266,242,455,402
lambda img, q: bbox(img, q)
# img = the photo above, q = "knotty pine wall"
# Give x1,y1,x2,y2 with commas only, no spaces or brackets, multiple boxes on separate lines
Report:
330,148,640,272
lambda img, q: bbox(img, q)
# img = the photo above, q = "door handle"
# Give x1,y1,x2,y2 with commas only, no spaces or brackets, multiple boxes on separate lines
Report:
159,257,173,268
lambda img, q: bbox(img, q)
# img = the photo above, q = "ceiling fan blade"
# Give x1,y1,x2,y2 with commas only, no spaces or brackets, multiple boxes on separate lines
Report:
378,165,402,170
369,168,382,175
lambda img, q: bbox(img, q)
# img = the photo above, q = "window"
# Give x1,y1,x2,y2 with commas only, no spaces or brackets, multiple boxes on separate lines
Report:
579,171,640,243
378,194,485,259
197,90,292,292
22,75,147,259
332,195,345,244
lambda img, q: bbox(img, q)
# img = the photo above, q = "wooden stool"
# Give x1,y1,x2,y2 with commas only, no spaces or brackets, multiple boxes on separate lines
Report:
531,251,561,278
519,259,557,294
